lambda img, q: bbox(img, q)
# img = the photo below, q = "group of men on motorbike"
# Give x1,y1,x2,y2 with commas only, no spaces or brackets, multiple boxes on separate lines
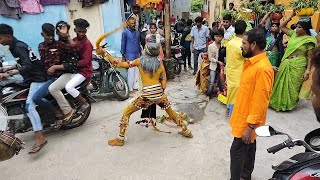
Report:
0,18,93,154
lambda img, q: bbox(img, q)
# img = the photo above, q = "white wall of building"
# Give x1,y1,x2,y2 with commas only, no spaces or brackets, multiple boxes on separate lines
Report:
170,0,191,19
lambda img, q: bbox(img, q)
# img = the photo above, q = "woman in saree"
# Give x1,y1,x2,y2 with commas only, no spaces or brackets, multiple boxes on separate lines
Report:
259,12,284,69
270,11,317,111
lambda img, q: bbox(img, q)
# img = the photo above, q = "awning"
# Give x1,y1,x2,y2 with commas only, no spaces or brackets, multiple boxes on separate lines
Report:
135,0,162,7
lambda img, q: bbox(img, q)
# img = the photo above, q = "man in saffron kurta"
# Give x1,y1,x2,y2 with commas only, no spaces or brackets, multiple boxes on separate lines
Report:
225,20,247,117
229,28,274,180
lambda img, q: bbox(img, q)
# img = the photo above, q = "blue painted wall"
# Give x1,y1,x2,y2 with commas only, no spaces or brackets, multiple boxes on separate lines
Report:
0,3,124,59
101,0,123,55
0,5,68,58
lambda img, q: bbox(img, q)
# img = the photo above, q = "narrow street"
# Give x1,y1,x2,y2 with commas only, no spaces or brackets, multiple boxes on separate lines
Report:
0,70,318,180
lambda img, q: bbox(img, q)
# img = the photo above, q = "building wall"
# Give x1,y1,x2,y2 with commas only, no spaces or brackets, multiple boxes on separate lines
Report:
274,0,320,32
0,5,68,58
170,0,191,19
101,0,124,53
0,1,124,60
208,0,224,26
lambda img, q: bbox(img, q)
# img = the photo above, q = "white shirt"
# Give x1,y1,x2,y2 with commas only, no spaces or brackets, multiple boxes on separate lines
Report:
208,42,219,71
224,26,235,40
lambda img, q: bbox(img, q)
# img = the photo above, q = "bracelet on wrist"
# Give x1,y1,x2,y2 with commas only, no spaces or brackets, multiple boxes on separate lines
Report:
248,124,255,130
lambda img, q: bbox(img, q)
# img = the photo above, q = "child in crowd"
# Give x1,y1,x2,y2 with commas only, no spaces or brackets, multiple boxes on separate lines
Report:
207,29,224,97
146,23,164,60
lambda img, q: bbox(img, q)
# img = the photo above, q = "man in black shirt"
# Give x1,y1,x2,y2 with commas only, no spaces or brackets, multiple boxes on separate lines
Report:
0,24,48,154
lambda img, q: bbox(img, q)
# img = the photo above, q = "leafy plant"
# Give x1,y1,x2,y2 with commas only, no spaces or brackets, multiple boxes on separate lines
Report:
290,0,320,11
221,9,239,20
191,0,204,13
240,0,266,14
269,3,286,13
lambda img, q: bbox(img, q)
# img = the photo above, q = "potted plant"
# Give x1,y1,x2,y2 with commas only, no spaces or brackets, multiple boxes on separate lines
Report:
240,0,266,20
269,3,286,21
221,9,238,21
290,0,320,16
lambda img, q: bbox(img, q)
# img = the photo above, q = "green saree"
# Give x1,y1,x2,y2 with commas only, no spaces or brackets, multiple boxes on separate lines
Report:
266,35,279,67
269,30,316,111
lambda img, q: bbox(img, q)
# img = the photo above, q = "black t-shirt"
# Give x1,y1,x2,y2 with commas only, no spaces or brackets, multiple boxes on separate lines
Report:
9,37,47,85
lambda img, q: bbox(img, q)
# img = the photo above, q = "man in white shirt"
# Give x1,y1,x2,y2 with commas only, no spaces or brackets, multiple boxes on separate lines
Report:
223,14,235,40
191,16,209,75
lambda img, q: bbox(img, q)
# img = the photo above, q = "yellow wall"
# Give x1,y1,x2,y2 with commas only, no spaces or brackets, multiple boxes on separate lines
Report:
275,0,320,32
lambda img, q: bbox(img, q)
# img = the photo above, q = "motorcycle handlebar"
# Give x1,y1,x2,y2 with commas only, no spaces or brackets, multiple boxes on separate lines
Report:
267,142,287,154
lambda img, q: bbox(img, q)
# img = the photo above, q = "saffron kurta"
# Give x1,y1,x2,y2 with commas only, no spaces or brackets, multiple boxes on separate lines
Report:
230,52,274,142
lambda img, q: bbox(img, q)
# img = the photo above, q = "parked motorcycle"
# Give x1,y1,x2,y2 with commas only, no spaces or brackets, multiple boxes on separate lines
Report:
255,126,320,180
90,43,129,101
170,45,185,75
0,81,92,134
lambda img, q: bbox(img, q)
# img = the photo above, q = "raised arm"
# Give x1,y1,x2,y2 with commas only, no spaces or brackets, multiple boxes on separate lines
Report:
280,11,296,35
259,12,272,28
96,48,139,69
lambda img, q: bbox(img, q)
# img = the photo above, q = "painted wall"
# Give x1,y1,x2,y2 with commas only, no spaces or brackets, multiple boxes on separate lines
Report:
274,0,320,32
170,0,191,18
0,5,68,58
0,2,124,60
209,0,224,26
101,0,124,55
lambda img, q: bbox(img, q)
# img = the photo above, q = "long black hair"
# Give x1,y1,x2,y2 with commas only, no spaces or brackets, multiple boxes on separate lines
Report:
297,20,312,36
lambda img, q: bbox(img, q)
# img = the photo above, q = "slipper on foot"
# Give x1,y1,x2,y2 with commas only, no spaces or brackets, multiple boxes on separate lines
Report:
28,140,48,154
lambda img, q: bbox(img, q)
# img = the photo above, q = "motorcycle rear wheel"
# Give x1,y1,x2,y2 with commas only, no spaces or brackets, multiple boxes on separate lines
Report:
173,59,182,75
61,94,91,130
111,73,129,101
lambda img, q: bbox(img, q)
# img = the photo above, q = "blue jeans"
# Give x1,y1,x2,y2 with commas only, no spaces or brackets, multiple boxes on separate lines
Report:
32,78,55,113
207,70,216,95
25,82,46,131
193,48,206,73
228,104,234,118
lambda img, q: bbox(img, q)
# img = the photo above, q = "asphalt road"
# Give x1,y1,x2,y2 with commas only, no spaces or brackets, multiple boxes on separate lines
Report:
1,71,319,180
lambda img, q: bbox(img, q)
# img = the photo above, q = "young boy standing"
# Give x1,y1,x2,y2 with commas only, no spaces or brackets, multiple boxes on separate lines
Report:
207,29,224,97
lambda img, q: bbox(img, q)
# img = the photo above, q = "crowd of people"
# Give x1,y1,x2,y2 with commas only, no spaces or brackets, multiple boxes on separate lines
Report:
1,2,320,179
190,5,320,180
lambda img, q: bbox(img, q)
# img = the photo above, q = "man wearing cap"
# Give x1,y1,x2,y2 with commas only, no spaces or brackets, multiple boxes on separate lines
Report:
121,15,142,92
96,43,193,146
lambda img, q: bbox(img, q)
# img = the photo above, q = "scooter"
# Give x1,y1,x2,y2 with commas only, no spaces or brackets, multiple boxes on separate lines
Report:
255,126,320,180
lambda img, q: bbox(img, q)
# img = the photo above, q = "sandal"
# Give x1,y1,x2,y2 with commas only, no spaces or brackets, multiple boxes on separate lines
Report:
53,120,63,130
28,140,48,154
62,109,76,124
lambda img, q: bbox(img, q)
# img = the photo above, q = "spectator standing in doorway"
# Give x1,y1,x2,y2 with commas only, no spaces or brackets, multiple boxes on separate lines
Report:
191,16,209,75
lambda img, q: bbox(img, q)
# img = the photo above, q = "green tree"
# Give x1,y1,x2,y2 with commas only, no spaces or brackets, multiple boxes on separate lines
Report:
191,0,204,13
